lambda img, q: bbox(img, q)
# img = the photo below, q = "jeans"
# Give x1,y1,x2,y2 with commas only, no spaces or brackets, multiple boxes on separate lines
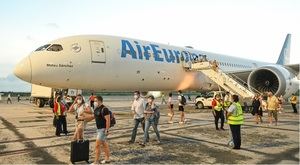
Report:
143,117,160,143
229,124,241,149
130,118,147,142
56,116,68,135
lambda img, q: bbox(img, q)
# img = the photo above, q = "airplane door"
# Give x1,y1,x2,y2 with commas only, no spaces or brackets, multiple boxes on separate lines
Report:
90,40,106,63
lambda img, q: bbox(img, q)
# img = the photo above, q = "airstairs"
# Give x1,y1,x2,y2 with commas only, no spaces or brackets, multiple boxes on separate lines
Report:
187,61,255,99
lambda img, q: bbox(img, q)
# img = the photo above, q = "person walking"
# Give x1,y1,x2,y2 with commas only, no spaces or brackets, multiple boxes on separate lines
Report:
178,90,186,124
7,93,12,104
140,95,160,146
17,94,21,102
128,91,147,144
53,96,68,136
79,96,111,164
212,94,225,130
227,95,244,149
167,92,174,124
278,95,284,113
290,93,298,113
252,94,263,124
267,92,279,126
161,93,167,105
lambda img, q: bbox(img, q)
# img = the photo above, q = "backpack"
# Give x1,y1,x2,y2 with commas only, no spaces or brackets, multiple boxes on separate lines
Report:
101,107,116,127
180,95,187,105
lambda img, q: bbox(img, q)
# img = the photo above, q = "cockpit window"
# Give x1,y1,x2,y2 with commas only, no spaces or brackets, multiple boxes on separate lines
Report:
35,44,51,51
47,44,63,52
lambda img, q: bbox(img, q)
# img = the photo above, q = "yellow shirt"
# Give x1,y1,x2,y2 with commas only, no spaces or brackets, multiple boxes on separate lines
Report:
267,96,278,110
290,96,297,104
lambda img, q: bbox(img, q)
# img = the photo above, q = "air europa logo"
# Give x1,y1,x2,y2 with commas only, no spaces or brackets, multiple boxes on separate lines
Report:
120,40,198,63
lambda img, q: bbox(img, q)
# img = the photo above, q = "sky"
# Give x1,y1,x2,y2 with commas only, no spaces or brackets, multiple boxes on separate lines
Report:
0,0,299,79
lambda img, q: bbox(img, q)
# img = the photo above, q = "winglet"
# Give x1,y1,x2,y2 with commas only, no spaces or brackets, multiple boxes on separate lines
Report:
276,34,291,65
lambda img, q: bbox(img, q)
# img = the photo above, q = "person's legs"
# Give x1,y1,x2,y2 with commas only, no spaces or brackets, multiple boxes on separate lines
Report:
230,124,240,149
273,111,278,125
143,120,150,144
215,110,220,130
236,125,241,149
55,117,62,136
292,103,298,113
152,121,161,142
61,116,68,134
130,119,139,142
94,139,101,163
102,141,110,161
220,111,225,129
268,110,273,125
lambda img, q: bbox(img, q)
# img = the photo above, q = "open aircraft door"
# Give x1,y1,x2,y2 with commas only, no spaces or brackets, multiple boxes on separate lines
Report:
90,40,106,63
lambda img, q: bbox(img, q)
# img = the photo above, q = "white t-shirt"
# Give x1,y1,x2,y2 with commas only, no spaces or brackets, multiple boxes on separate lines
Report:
74,103,90,116
131,97,145,119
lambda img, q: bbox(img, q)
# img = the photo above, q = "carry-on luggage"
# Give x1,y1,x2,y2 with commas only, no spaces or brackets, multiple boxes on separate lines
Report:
70,139,90,164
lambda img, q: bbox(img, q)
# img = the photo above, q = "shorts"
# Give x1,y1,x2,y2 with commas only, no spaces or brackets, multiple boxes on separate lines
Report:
96,128,107,141
268,110,278,120
179,106,184,112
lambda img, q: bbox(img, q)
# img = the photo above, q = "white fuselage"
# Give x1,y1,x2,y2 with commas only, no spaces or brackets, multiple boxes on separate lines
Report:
13,35,292,93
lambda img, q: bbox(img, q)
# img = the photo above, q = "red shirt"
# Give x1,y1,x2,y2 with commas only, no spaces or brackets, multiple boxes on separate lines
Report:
89,95,96,101
211,99,217,109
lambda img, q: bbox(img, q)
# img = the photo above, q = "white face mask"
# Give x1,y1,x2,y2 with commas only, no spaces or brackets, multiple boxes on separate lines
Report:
94,102,99,108
134,95,139,99
77,99,82,104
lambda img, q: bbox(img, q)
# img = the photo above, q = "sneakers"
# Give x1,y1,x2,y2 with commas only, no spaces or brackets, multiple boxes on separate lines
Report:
157,140,161,144
168,121,173,124
100,160,110,164
139,143,145,147
128,140,134,144
179,121,184,124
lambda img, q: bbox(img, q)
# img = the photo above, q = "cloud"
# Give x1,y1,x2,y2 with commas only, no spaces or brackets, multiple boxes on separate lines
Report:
45,23,60,29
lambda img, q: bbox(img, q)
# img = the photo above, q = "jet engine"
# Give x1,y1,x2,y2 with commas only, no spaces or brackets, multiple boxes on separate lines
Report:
247,65,299,97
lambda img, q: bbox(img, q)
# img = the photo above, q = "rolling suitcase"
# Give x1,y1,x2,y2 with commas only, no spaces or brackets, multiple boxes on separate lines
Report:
70,139,90,164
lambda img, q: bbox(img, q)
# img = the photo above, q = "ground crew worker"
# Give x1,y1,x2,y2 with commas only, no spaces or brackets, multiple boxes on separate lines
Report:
290,93,298,113
227,94,244,149
53,96,68,136
212,94,225,130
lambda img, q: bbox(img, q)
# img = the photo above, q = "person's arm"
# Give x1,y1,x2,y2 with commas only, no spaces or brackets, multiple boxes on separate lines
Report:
68,98,77,112
131,101,136,115
78,113,95,122
84,103,93,114
227,104,235,117
53,102,58,115
104,108,110,135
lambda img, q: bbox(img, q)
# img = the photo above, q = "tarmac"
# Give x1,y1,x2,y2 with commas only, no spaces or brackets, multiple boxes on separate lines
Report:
0,97,299,164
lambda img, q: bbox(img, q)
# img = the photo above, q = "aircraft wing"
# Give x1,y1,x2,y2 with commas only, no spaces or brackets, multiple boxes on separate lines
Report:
285,64,300,73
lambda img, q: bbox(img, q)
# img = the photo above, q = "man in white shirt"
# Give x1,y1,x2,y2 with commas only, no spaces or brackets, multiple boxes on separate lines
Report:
129,91,147,144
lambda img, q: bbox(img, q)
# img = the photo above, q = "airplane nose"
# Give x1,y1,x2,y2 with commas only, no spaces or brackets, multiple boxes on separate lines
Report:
14,56,32,83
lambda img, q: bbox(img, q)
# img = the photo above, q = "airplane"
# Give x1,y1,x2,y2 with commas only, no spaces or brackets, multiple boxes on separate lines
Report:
14,34,299,99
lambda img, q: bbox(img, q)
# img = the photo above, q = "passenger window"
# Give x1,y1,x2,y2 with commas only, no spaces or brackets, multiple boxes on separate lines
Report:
47,44,63,52
35,44,51,51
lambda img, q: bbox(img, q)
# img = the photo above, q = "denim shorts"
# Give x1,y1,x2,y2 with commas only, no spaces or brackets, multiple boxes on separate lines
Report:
96,128,107,141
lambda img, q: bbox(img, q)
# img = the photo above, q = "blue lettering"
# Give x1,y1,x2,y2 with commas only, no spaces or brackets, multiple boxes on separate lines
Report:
134,41,143,60
143,46,151,60
162,49,175,63
173,50,181,63
150,44,164,62
121,40,137,59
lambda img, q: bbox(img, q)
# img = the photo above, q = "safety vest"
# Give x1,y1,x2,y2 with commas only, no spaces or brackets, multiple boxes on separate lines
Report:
214,100,223,111
224,95,232,107
228,102,244,125
56,101,61,116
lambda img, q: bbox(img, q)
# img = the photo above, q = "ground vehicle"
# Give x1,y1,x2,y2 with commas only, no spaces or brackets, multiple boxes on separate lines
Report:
195,91,225,109
31,84,82,108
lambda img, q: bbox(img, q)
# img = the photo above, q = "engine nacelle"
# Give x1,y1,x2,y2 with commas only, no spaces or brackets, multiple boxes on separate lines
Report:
247,65,299,98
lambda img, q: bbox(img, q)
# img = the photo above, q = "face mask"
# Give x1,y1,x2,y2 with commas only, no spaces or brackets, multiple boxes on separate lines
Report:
77,99,82,104
94,102,99,107
134,95,139,99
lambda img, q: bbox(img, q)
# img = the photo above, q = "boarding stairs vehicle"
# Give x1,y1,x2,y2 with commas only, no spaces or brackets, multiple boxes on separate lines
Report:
187,61,255,99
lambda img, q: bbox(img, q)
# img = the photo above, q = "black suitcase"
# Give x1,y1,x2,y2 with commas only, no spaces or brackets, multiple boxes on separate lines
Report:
70,140,90,164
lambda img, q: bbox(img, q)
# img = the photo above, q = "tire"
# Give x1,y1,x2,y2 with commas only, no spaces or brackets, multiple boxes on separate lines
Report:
196,101,204,109
37,98,45,108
